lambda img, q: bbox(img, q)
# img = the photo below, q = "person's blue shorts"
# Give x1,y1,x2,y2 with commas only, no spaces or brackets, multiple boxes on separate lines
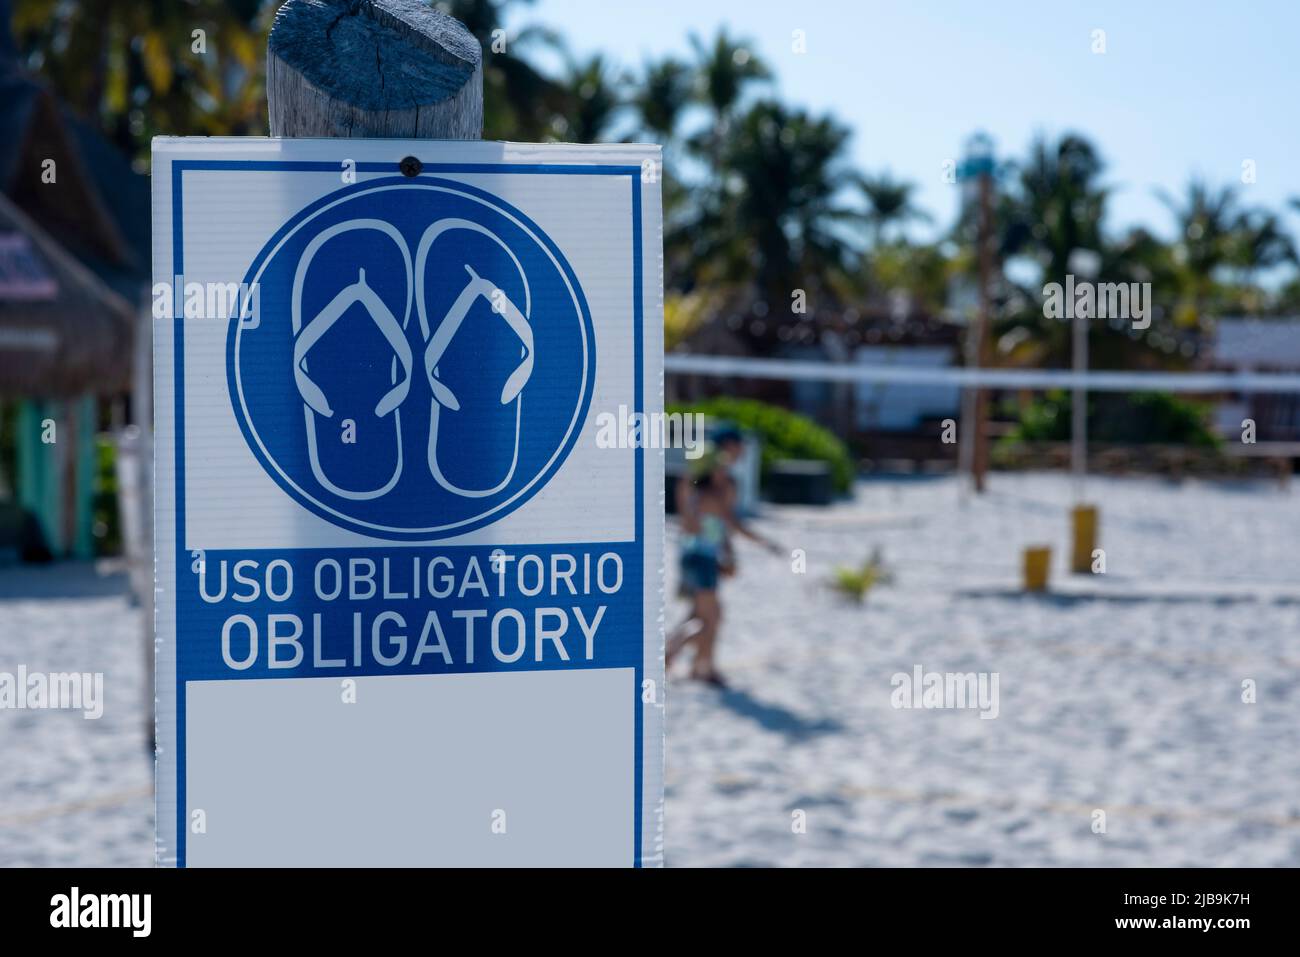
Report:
680,551,720,593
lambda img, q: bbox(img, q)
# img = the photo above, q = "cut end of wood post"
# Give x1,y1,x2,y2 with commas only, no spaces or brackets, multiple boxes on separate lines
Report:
268,0,483,139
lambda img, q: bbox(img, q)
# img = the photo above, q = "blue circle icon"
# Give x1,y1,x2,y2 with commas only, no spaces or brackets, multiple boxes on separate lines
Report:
228,177,595,540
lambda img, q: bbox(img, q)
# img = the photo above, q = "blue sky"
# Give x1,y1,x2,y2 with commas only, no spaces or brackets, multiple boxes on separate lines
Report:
511,0,1300,244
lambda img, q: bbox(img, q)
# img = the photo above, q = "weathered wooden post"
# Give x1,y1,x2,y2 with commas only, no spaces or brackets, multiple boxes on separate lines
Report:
267,0,483,139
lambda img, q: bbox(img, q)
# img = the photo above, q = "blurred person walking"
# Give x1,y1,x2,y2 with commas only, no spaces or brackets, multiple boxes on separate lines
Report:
667,428,780,686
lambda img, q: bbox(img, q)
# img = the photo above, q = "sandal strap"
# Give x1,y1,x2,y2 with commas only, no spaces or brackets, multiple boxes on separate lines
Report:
424,264,533,409
293,268,414,419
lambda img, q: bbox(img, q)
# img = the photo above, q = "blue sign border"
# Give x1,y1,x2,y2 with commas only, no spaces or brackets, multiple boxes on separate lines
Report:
170,159,646,867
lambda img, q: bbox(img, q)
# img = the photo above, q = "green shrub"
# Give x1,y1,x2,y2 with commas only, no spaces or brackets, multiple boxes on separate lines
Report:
667,397,855,492
1004,390,1220,448
93,437,122,556
829,550,892,604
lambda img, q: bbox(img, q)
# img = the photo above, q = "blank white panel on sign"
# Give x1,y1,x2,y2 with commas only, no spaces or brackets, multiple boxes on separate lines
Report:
186,668,634,867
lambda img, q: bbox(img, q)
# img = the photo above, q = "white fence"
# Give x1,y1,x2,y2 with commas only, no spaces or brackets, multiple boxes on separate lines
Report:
664,354,1300,394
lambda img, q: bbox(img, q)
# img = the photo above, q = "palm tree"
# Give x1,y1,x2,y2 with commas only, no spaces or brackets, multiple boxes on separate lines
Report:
1226,208,1296,286
552,53,622,143
687,28,769,170
1154,179,1274,321
446,0,568,141
1157,179,1240,279
632,56,696,292
986,134,1111,367
14,0,269,159
859,172,931,246
702,100,861,313
868,241,953,315
1002,133,1109,282
633,56,692,142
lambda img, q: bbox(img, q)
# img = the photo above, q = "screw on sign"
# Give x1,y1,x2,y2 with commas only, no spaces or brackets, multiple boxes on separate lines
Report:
153,0,664,867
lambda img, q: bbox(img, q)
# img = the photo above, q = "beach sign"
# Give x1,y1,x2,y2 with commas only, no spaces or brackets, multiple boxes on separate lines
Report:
152,138,664,866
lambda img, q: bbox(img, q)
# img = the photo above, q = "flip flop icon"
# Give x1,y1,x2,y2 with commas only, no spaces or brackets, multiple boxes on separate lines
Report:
291,219,414,500
415,219,534,498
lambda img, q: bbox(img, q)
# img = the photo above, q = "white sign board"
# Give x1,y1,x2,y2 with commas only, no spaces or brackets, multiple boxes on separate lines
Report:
153,138,664,866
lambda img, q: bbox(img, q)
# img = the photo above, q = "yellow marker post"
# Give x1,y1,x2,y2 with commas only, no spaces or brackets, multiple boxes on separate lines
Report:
1023,546,1052,592
1071,504,1098,574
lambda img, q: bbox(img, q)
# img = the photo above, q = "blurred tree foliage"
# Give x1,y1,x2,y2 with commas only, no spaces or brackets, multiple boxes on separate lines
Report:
15,0,271,163
443,0,567,140
14,0,1299,358
978,133,1300,376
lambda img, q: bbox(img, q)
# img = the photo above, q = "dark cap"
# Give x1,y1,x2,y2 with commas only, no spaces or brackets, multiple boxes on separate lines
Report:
712,424,743,447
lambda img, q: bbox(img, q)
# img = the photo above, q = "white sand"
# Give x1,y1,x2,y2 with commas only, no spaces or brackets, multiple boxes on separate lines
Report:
3,473,1298,866
665,473,1300,866
0,565,153,866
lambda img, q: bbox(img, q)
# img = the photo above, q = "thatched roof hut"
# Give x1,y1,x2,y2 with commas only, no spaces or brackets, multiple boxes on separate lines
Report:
0,8,146,399
0,190,133,396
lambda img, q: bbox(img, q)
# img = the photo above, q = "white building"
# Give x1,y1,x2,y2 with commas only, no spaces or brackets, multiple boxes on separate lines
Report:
1206,318,1300,441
